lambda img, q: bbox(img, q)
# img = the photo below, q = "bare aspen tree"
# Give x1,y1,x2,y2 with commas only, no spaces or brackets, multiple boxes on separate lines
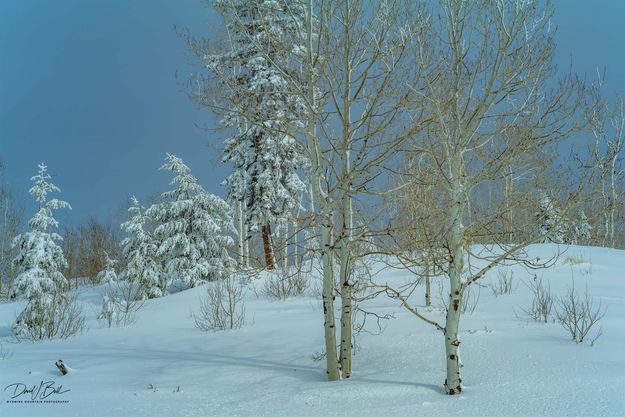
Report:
301,0,342,381
318,0,422,379
385,0,588,394
586,89,625,248
219,0,421,380
0,168,24,297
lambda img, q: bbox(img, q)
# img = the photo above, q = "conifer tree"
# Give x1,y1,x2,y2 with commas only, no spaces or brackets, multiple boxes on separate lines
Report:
10,163,71,338
96,251,118,284
148,154,235,288
208,0,309,269
119,197,164,299
572,209,592,245
537,193,568,244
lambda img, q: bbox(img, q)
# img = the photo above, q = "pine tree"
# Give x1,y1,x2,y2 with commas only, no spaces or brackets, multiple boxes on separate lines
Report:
536,192,567,244
571,209,592,245
209,0,309,268
96,251,118,284
10,163,71,338
119,197,164,299
148,154,235,288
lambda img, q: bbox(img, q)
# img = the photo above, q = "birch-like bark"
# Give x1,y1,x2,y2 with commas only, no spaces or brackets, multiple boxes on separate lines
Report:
293,217,300,269
504,166,514,243
425,265,431,307
282,221,288,270
304,0,340,381
444,154,465,395
338,0,354,379
242,197,249,268
609,153,618,248
237,200,244,267
320,215,340,380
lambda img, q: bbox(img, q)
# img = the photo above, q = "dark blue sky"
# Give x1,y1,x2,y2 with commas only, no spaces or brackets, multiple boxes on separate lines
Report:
1,0,624,225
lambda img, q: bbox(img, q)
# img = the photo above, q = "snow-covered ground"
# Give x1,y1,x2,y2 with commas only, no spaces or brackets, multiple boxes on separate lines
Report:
1,244,624,417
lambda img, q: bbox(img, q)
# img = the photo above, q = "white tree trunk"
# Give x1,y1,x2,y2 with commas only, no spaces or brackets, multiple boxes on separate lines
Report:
601,178,609,246
504,166,514,243
425,265,431,307
444,286,462,395
305,0,340,381
242,220,249,269
293,217,300,269
337,0,354,379
445,154,465,395
321,217,340,380
282,221,288,270
609,155,617,248
237,200,244,267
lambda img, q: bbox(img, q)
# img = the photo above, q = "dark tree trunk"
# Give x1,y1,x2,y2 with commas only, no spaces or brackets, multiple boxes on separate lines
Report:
262,224,275,270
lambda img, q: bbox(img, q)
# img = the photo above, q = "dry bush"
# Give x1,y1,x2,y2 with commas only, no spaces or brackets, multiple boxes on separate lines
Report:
263,269,309,300
14,292,86,342
98,282,145,328
562,254,590,265
436,281,480,315
194,276,246,331
555,280,605,344
461,285,480,315
490,268,514,296
521,276,554,323
0,340,11,360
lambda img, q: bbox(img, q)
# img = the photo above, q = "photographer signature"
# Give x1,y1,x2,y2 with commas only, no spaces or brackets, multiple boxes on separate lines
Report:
4,381,70,400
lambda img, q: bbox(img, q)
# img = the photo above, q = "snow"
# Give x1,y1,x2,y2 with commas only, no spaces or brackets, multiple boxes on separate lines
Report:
1,244,624,417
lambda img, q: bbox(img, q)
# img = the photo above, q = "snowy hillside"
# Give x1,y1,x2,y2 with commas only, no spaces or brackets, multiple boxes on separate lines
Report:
1,244,624,417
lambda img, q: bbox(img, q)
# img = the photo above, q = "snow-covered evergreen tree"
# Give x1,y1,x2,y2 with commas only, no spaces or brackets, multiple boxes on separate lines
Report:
536,192,567,244
208,0,309,267
10,163,71,338
98,294,118,326
96,252,118,284
119,197,164,299
147,154,235,288
571,209,592,245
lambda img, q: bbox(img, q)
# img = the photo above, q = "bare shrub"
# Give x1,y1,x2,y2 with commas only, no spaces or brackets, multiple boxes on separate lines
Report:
0,340,11,360
555,280,605,344
263,269,309,300
437,282,480,315
194,276,246,331
490,269,514,296
562,254,590,266
98,282,145,328
521,276,554,323
461,285,480,315
14,292,86,341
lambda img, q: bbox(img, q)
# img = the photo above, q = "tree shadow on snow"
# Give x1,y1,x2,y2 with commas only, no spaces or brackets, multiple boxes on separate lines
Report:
47,345,446,394
354,377,443,394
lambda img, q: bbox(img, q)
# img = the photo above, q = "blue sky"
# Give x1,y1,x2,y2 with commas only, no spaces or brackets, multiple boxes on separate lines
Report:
1,0,624,225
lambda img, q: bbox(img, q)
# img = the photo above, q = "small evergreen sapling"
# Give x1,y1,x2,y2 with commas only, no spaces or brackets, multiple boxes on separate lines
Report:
571,210,592,245
96,252,118,284
10,163,73,339
536,193,568,244
119,197,164,299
